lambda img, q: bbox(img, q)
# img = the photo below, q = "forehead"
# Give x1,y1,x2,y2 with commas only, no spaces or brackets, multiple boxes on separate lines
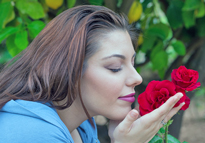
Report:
94,30,135,57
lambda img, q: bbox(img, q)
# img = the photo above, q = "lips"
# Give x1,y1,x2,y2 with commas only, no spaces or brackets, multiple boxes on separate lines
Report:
118,93,136,103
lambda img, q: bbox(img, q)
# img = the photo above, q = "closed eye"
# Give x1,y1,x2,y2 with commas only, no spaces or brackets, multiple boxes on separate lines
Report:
109,68,122,73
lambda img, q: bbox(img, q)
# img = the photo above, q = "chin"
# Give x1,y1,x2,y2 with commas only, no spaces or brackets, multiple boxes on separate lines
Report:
106,107,132,120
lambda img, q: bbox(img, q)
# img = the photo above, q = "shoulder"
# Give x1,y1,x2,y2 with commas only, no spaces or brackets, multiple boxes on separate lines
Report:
0,100,74,143
77,118,100,143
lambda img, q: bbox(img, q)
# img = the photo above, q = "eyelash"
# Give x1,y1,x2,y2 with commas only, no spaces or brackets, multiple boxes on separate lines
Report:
109,68,122,73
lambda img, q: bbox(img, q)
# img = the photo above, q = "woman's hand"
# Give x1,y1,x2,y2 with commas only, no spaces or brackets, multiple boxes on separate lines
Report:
108,92,185,143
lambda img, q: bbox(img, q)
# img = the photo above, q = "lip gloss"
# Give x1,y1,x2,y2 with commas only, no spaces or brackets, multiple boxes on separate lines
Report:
118,93,135,103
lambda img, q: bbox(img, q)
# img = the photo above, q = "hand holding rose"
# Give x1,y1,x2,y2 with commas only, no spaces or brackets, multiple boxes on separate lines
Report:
138,66,200,116
108,66,200,143
138,80,190,116
137,66,200,143
109,93,185,143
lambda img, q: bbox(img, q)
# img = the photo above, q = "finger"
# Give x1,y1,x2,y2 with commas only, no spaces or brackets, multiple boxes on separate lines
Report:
117,109,139,134
134,105,141,118
161,92,184,110
150,92,183,120
163,102,185,123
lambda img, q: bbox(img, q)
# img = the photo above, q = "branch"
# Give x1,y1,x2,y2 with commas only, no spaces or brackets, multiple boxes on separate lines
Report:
134,57,149,68
135,27,183,69
158,0,169,12
164,27,183,50
185,48,200,68
186,37,205,54
164,37,205,79
104,0,117,12
75,0,88,5
119,0,134,15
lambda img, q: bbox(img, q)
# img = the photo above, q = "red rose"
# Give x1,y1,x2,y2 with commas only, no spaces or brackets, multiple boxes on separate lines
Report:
137,80,189,116
171,66,201,91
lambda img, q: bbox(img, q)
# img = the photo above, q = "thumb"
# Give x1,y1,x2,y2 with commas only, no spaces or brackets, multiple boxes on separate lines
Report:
117,109,139,133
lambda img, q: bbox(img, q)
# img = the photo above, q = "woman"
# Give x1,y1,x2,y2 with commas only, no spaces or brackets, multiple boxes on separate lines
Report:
0,5,184,143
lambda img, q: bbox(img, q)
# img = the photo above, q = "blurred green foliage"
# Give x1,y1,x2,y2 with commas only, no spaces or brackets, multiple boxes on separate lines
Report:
0,0,204,142
0,0,205,80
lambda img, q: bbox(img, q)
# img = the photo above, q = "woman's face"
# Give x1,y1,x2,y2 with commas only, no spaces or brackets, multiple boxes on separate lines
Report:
80,30,142,120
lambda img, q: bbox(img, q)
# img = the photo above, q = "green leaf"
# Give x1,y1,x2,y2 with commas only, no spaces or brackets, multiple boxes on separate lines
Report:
158,127,165,134
0,26,19,43
140,35,157,53
14,30,28,50
56,7,64,15
182,141,189,143
0,49,12,64
195,3,205,18
182,0,201,11
166,3,183,29
142,0,152,11
195,87,205,97
27,20,45,39
153,0,169,24
182,10,195,28
117,0,123,8
171,0,184,8
171,40,186,56
6,34,23,57
0,1,12,30
3,6,15,28
16,0,45,20
196,16,205,37
151,50,168,70
158,68,166,80
88,0,103,6
1,0,13,2
146,23,172,40
149,135,163,143
150,41,163,60
136,67,141,73
167,134,181,143
67,0,76,8
167,119,173,126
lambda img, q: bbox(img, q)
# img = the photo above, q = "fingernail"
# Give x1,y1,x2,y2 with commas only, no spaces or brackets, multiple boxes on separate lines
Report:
178,92,183,98
181,102,185,106
130,110,138,118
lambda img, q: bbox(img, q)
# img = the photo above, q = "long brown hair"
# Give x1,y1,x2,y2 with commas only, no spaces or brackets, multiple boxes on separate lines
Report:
0,5,138,125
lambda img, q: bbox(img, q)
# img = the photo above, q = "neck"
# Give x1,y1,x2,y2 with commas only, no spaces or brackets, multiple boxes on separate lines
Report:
54,98,88,132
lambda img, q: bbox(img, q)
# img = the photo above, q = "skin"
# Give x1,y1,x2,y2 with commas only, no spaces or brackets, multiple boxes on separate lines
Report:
55,30,185,143
80,30,142,120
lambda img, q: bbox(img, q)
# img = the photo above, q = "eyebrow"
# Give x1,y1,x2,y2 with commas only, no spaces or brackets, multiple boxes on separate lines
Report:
102,53,136,60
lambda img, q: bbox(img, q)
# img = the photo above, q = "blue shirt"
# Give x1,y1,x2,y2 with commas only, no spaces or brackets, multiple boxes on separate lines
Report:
0,100,100,143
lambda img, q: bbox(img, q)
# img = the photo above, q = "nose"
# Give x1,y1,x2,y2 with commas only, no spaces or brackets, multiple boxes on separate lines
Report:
126,67,142,88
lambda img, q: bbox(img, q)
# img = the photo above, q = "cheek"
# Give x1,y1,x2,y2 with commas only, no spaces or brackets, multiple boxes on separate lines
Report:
82,68,124,100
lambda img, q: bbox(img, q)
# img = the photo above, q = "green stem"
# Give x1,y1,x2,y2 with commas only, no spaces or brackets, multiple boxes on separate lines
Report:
160,133,164,143
164,121,169,143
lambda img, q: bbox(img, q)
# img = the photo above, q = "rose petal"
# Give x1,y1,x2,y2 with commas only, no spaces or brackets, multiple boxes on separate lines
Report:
176,80,192,88
138,92,152,110
180,96,190,110
181,72,191,81
189,71,199,82
185,82,201,91
159,88,169,96
139,106,152,116
145,80,160,94
155,80,176,93
150,91,160,102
